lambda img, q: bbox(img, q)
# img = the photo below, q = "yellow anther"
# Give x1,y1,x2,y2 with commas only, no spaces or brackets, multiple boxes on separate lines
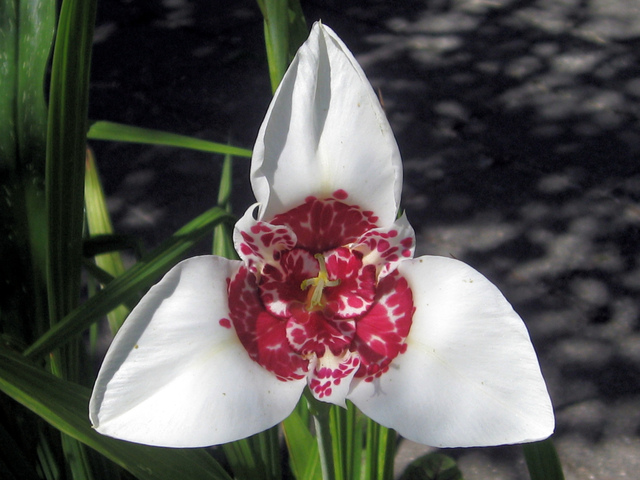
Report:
301,254,341,310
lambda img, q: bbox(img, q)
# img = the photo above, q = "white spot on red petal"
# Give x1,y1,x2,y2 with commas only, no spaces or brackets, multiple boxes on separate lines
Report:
352,269,414,381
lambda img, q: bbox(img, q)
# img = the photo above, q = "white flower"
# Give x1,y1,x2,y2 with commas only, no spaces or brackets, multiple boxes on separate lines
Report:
90,22,554,449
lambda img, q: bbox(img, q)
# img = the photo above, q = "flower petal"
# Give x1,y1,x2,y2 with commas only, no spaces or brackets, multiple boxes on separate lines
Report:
270,197,380,252
351,268,414,380
89,256,306,447
229,263,310,381
348,256,554,447
234,204,297,274
353,213,416,278
251,22,402,225
308,350,360,406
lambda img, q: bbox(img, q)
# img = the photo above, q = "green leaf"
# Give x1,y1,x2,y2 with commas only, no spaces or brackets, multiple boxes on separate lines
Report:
0,0,55,171
83,234,143,260
305,391,338,480
24,206,234,360
282,406,321,480
363,417,396,480
222,439,262,480
0,0,18,169
257,0,308,92
523,438,565,480
87,121,252,157
46,0,98,323
222,427,281,480
212,153,238,260
36,430,61,480
84,148,130,334
251,426,282,480
0,347,232,480
328,402,362,480
1,0,56,344
399,452,464,480
45,0,99,475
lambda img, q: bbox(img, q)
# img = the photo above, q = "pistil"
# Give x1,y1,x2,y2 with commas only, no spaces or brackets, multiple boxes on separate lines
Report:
301,254,341,310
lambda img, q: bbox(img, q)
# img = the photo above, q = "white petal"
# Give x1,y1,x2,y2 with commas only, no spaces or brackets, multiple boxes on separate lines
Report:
251,22,402,226
90,256,306,447
348,256,554,447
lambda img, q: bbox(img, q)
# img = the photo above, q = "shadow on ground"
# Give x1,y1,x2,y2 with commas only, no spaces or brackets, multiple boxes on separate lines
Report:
90,1,640,479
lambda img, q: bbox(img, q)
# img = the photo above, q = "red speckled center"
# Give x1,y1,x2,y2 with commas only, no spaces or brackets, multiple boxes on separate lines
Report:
228,195,414,398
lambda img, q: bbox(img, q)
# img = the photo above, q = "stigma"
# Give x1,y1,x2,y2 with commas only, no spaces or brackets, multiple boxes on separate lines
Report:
301,254,341,310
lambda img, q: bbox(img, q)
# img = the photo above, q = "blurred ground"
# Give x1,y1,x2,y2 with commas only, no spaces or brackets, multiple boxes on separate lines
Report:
89,1,640,478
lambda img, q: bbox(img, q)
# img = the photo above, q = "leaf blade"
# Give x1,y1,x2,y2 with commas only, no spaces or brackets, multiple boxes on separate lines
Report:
84,148,130,334
87,121,252,157
282,407,322,480
523,438,565,480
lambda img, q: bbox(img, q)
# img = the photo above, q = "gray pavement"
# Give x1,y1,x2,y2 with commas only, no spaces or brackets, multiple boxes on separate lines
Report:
90,1,640,478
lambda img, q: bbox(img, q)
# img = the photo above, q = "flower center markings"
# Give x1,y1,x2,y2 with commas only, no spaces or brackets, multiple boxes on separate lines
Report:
300,253,341,311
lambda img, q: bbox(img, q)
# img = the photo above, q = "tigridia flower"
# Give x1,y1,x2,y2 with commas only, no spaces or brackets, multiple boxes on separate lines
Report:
90,22,554,449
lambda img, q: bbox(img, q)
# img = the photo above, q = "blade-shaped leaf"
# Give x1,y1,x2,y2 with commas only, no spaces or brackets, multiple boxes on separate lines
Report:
24,206,235,360
87,121,252,157
222,428,281,480
523,439,565,480
0,0,54,171
0,0,55,345
363,417,396,480
46,0,97,323
212,153,238,260
0,347,232,480
0,0,18,169
329,402,362,480
398,452,463,480
222,439,263,480
282,406,321,480
257,0,308,92
45,0,98,475
84,148,129,334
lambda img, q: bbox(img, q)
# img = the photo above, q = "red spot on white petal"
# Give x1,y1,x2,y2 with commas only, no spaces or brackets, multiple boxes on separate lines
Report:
308,350,359,401
237,219,297,274
377,239,390,252
218,318,232,329
353,219,416,277
332,189,348,200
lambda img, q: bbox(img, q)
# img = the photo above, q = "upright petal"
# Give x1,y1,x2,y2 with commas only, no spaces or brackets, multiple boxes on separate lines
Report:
251,22,402,225
90,256,306,447
348,256,554,447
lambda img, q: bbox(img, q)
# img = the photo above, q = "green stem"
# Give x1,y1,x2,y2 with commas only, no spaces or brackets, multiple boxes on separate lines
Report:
304,390,336,480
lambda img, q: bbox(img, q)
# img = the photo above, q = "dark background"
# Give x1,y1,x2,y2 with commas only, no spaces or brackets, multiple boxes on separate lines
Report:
89,1,640,478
